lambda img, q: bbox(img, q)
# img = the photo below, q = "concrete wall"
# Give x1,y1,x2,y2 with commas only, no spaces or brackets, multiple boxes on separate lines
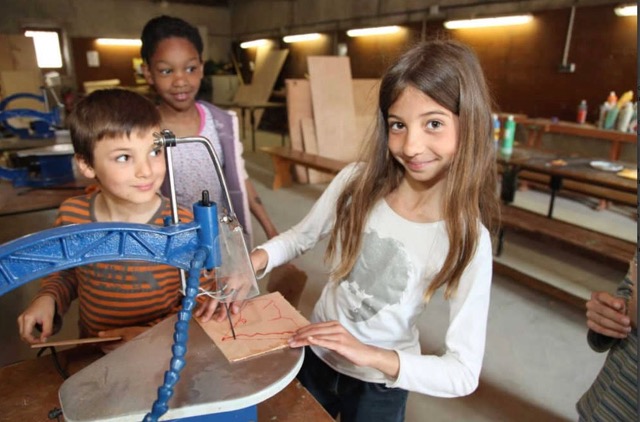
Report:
230,0,623,38
0,0,232,61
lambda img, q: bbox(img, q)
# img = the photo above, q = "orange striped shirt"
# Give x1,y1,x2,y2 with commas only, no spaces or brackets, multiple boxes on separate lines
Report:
36,192,197,337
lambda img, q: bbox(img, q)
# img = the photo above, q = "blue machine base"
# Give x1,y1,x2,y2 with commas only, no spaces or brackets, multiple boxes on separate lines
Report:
167,405,256,421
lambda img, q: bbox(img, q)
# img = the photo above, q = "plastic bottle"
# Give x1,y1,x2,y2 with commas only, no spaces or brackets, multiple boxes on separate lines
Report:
501,115,516,156
616,102,634,132
597,103,608,128
492,113,500,149
617,90,633,109
576,100,587,124
607,91,618,106
604,106,619,130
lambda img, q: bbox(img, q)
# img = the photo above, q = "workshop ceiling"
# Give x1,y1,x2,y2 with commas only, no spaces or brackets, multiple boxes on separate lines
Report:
155,0,230,7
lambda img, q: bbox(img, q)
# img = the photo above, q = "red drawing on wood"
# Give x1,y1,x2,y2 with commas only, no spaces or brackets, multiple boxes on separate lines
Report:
197,291,310,362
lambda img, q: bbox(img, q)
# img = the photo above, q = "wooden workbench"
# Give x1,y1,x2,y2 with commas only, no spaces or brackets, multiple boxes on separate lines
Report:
0,180,90,217
0,346,333,422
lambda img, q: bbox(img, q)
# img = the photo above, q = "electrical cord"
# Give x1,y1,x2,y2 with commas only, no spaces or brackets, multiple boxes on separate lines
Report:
37,346,69,380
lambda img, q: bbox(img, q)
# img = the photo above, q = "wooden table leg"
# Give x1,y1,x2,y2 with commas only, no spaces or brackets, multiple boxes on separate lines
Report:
271,156,293,190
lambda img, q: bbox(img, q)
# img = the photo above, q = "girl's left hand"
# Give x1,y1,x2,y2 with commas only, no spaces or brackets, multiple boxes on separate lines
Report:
289,321,399,378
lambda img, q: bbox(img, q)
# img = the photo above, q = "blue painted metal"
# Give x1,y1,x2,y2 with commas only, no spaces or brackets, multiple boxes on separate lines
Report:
0,91,62,139
167,405,257,421
0,221,203,296
0,154,74,188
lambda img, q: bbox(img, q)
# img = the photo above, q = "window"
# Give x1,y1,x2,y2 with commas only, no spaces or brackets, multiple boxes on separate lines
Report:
24,30,63,68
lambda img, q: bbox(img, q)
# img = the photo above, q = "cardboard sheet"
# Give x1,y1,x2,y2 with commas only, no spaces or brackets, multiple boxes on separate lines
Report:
197,291,310,362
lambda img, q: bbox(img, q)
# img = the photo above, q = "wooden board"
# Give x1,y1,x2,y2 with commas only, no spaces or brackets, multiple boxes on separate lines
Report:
30,336,121,348
301,117,333,184
353,79,380,146
197,291,310,362
308,56,359,162
285,79,312,183
235,47,289,127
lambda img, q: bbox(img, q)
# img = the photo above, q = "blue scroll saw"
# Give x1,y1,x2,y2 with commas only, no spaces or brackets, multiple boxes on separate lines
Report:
0,130,303,422
0,86,62,139
0,87,73,187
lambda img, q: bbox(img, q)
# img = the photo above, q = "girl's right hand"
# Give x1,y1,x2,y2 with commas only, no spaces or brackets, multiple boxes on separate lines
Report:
17,295,56,344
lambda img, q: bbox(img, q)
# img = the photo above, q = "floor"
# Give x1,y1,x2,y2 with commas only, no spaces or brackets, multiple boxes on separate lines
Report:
0,129,635,421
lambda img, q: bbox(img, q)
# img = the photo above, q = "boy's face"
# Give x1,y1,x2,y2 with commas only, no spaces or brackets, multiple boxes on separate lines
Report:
143,37,203,113
77,127,166,205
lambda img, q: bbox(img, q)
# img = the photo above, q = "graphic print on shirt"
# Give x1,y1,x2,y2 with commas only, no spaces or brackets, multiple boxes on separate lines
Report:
341,231,411,322
89,263,159,293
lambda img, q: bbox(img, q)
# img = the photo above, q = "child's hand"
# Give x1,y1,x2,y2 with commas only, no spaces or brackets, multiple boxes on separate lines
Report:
97,326,147,353
194,296,222,322
17,296,56,344
288,321,400,378
586,291,631,338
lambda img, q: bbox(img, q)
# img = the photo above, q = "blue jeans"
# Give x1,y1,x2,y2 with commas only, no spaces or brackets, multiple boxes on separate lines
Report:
297,347,409,422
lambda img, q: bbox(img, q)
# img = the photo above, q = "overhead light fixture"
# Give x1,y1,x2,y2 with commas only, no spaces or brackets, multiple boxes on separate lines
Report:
614,4,637,16
240,39,269,49
444,14,533,29
96,38,142,46
283,33,322,43
346,26,401,37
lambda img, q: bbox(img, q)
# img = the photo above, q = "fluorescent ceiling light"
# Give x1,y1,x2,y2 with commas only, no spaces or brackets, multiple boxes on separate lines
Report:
24,30,63,68
346,26,401,37
444,14,533,29
96,38,142,46
614,4,637,16
283,33,322,43
240,39,269,49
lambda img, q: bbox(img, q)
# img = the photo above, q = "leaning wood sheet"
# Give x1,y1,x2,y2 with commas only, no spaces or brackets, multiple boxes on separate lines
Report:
308,56,359,162
196,291,310,362
285,79,313,183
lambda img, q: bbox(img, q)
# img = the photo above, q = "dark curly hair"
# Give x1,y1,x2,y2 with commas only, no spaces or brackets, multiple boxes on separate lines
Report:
140,15,203,63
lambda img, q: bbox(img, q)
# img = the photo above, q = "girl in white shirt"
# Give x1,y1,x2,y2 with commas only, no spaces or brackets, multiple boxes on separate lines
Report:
203,39,499,422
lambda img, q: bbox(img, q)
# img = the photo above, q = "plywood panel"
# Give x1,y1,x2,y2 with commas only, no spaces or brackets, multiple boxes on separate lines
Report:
308,56,359,162
0,70,45,129
196,291,310,362
285,79,312,183
352,79,379,117
352,79,380,151
235,47,288,127
0,35,38,72
301,117,332,184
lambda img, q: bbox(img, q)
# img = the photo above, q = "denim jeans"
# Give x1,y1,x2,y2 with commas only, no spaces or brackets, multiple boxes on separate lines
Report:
297,347,409,422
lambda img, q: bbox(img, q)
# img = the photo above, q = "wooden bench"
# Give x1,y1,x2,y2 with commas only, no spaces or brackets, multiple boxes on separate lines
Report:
259,146,348,189
496,204,635,271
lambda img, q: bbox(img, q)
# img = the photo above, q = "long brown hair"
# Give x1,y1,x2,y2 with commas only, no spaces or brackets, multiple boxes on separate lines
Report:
326,39,499,301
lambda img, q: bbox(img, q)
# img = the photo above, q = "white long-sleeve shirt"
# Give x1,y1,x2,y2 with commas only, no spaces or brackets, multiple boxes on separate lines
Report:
258,163,493,397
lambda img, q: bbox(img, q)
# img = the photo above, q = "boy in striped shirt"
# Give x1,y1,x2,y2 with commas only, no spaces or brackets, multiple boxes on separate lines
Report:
17,89,195,353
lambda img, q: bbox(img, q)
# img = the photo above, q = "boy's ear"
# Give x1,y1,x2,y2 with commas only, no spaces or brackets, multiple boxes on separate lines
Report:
75,155,96,179
142,63,153,85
